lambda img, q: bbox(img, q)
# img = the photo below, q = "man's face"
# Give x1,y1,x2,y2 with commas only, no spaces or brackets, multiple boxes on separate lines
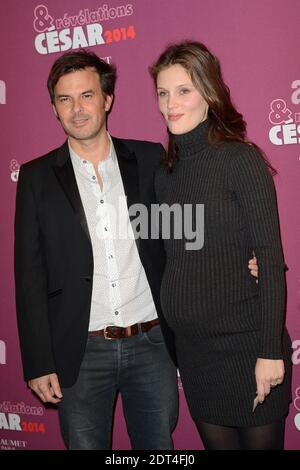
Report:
53,67,113,143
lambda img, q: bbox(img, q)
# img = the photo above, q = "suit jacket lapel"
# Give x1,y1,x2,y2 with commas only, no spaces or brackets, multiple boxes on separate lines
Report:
112,137,140,208
53,141,91,244
52,138,142,249
112,137,141,251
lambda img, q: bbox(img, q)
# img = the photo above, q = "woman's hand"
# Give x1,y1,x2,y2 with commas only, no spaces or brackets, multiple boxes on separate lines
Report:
248,255,258,278
255,358,285,403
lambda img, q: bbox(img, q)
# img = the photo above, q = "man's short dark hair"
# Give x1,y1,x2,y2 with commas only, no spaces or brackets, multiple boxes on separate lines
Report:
47,49,117,103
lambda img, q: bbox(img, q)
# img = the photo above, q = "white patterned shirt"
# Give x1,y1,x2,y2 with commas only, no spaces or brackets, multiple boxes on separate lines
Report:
69,136,158,330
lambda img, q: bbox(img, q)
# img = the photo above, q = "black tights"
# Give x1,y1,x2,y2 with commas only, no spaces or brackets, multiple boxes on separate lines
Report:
195,418,285,450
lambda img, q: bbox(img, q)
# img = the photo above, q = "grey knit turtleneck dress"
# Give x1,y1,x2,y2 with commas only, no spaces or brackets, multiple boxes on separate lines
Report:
155,119,292,426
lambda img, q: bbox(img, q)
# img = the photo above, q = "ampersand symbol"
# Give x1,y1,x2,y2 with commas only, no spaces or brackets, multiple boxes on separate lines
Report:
294,387,300,412
33,4,54,33
10,159,19,172
269,99,292,125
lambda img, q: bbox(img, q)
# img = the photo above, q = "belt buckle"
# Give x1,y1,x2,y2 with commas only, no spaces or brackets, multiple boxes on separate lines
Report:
103,326,115,340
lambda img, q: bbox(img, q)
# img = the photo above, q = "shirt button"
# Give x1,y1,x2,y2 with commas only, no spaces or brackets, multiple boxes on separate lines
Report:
108,254,113,259
83,160,87,164
115,311,119,316
112,283,116,287
100,199,104,204
92,176,96,180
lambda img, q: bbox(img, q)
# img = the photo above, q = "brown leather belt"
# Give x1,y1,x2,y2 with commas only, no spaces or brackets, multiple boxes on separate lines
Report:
88,318,160,340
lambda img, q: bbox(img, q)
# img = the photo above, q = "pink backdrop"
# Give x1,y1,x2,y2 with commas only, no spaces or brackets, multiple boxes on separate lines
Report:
1,0,299,450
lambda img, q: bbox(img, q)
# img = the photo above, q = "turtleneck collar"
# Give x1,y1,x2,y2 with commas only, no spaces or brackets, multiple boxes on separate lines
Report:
174,118,210,159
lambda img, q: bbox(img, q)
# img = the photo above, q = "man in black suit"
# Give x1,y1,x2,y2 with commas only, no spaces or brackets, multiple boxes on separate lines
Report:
14,50,178,450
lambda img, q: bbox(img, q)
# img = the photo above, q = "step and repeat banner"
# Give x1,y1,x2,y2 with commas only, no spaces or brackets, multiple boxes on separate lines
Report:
0,0,299,450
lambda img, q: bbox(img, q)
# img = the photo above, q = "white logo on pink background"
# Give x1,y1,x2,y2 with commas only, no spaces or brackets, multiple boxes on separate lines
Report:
0,439,27,450
0,340,6,365
292,339,300,431
268,80,300,146
32,3,135,55
0,80,6,104
10,159,20,183
292,339,300,365
294,387,300,431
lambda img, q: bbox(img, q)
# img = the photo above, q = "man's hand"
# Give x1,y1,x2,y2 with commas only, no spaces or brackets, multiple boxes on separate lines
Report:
28,373,63,404
248,255,258,279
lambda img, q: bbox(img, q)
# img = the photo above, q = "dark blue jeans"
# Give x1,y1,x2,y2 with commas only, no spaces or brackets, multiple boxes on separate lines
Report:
58,325,178,449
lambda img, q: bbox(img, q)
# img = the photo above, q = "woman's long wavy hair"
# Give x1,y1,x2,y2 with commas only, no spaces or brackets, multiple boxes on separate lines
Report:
150,41,275,174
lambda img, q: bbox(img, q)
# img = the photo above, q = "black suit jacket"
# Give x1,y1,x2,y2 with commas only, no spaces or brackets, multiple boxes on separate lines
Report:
14,137,177,387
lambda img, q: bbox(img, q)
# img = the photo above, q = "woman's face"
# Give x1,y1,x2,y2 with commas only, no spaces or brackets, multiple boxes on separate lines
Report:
156,64,209,135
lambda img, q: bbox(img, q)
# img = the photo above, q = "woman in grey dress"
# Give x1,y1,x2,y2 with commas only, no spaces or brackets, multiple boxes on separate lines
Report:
150,41,292,450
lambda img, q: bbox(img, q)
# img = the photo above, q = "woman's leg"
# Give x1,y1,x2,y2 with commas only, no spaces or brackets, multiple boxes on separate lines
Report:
195,420,241,450
239,418,285,450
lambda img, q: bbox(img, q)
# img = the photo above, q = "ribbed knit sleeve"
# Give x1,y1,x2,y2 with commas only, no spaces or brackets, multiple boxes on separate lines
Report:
229,145,286,359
